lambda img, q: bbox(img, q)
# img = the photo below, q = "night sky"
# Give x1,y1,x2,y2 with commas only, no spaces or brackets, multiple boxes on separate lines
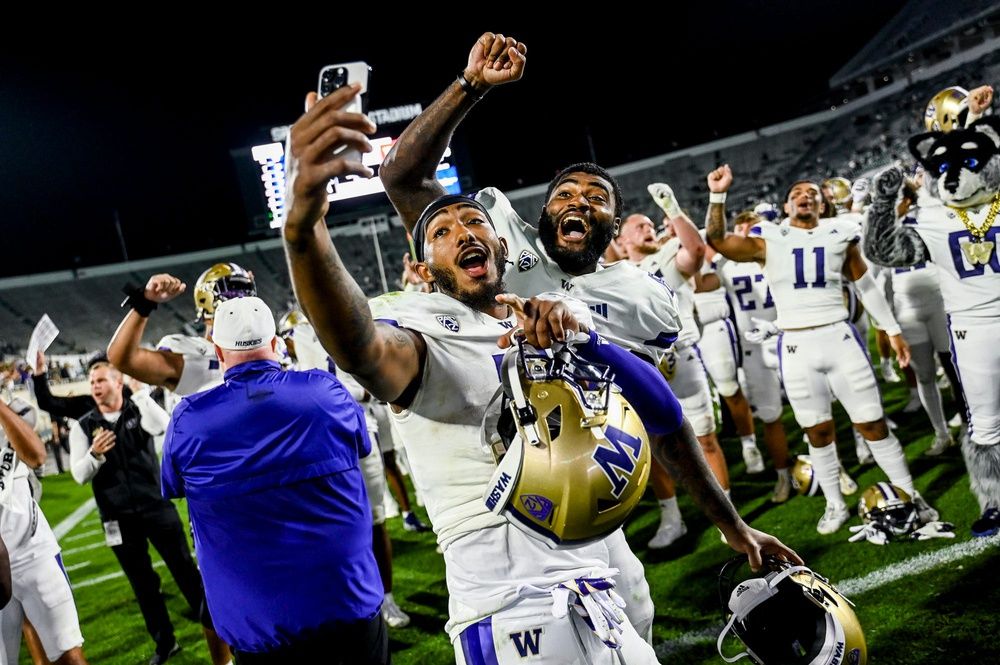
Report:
0,3,907,277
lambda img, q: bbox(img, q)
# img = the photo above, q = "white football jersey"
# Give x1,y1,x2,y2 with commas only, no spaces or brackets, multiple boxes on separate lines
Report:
0,420,59,573
752,218,859,329
560,262,681,362
286,321,334,373
716,255,776,338
369,290,609,638
476,187,681,361
476,186,567,296
910,200,1000,318
634,238,700,348
889,259,944,315
156,334,223,396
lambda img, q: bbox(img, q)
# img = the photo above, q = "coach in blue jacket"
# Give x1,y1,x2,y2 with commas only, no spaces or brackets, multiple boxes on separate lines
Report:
161,296,386,664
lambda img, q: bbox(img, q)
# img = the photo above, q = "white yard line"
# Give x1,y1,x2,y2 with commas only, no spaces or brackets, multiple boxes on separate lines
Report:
52,498,97,540
62,541,106,556
655,534,1000,658
72,561,166,590
63,528,102,543
64,561,92,573
838,533,1000,596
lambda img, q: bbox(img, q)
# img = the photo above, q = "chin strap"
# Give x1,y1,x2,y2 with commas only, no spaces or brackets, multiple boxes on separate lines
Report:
717,565,814,662
502,344,542,446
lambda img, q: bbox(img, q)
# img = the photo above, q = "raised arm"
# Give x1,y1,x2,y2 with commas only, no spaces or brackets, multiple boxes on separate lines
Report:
107,274,188,389
283,85,424,404
649,183,706,276
32,352,94,420
0,399,45,468
692,269,722,293
704,165,766,262
379,32,526,231
843,242,911,368
863,166,930,267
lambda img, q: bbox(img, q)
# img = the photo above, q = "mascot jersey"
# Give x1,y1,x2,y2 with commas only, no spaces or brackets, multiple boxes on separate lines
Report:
909,197,999,319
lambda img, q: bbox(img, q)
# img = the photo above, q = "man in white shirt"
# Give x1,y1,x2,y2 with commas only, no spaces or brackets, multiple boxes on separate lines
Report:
70,363,209,665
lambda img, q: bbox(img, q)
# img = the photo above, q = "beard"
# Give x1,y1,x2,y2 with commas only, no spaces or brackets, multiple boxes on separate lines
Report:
538,210,615,274
427,250,508,311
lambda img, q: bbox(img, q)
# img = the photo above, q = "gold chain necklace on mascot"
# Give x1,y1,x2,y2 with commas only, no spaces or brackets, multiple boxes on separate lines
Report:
949,192,999,265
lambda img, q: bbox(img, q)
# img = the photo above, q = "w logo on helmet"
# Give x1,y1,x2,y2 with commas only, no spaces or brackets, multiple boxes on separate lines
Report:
593,425,644,498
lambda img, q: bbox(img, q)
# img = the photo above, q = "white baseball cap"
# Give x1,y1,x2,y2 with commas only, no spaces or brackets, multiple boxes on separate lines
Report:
212,296,276,351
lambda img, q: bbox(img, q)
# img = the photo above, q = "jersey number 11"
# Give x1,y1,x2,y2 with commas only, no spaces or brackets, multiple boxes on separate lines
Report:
792,247,827,289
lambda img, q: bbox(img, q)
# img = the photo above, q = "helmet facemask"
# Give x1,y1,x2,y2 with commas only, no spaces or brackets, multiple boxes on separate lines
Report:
718,556,867,665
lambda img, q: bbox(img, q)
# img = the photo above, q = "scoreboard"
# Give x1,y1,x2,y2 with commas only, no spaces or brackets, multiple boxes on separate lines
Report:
232,103,464,234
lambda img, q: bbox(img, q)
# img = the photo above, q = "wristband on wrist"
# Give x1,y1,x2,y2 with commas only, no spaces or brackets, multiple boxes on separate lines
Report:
456,73,487,102
709,192,728,204
120,284,158,317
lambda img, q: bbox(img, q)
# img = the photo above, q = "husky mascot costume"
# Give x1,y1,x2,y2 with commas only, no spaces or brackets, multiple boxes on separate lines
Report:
865,104,1000,537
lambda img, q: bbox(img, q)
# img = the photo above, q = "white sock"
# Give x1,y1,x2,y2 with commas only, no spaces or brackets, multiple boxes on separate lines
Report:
777,467,791,479
917,379,949,437
658,497,681,524
402,511,412,518
740,434,757,449
808,443,846,507
867,434,915,496
909,387,919,400
881,358,893,371
385,591,395,604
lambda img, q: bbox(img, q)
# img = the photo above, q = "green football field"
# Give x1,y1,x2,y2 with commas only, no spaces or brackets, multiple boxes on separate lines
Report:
23,376,1000,665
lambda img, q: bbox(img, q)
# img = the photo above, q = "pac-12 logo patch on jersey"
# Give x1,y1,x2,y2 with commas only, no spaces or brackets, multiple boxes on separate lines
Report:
435,315,460,333
518,249,539,272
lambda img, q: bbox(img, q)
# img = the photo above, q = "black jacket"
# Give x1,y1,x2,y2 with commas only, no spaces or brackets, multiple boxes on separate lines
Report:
77,401,167,520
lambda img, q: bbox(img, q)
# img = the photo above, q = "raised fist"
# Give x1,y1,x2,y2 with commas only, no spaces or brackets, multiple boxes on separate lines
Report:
144,274,186,303
873,166,904,201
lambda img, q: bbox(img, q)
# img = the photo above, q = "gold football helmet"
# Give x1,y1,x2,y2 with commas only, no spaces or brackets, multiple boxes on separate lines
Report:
483,340,650,548
924,86,969,132
791,455,821,497
822,177,852,209
857,482,919,539
718,556,867,665
193,263,256,320
277,309,309,339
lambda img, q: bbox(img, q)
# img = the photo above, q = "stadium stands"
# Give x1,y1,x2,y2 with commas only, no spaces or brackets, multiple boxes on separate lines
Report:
3,37,1000,357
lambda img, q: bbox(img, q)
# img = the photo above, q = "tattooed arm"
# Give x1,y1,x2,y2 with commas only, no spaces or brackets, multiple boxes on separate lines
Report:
864,166,930,267
652,421,802,570
705,165,766,263
380,32,527,231
283,85,424,406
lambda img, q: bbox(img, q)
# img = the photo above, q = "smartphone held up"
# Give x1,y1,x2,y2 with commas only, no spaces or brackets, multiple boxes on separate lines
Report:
317,62,371,165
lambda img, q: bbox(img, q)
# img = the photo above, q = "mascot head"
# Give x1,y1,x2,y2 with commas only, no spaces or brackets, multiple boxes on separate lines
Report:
908,116,1000,208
